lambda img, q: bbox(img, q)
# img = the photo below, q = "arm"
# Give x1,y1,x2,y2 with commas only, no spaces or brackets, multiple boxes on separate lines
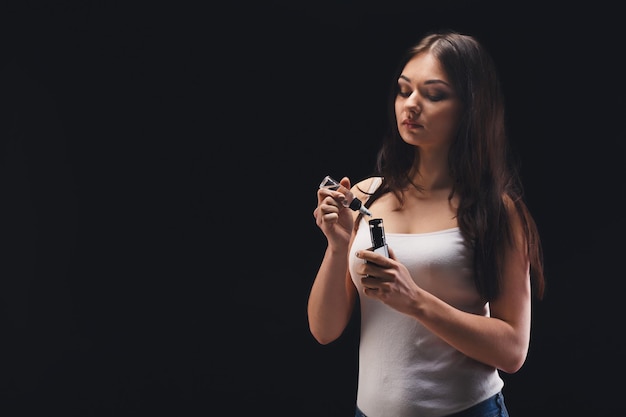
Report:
307,246,358,345
307,177,363,345
357,200,532,373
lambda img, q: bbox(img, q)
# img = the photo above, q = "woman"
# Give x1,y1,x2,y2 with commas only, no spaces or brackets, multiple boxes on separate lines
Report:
308,30,545,417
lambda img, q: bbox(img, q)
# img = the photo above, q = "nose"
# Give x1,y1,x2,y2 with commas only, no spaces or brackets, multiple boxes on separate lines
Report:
404,91,421,115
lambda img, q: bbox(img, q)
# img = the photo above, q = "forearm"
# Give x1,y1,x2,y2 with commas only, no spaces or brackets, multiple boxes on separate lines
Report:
307,246,356,345
411,289,530,373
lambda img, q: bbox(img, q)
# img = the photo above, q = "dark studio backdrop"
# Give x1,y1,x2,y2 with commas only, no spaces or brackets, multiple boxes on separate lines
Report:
1,1,625,416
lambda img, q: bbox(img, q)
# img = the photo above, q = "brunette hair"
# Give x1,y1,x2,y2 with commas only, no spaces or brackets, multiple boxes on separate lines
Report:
361,30,545,301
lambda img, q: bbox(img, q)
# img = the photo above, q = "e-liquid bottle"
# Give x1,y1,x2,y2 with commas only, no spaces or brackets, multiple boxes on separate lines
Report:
319,175,373,217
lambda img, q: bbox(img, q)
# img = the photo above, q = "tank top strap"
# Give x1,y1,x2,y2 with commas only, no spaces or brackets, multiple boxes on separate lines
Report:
366,176,383,194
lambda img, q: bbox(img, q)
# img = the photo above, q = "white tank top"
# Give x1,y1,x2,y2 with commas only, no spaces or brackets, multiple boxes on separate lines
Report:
348,187,503,417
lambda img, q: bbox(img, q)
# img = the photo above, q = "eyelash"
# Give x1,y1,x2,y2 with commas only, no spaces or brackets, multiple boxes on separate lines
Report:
397,90,445,102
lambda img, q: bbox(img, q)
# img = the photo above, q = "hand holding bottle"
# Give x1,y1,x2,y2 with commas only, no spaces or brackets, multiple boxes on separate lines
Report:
318,175,372,217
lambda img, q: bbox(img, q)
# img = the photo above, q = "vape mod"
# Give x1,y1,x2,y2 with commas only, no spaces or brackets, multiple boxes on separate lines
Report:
368,218,389,258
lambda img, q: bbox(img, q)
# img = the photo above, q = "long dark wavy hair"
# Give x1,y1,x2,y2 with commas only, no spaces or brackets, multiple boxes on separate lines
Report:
358,30,545,301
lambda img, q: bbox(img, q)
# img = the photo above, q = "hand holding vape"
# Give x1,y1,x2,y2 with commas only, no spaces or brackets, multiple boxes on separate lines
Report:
319,175,373,217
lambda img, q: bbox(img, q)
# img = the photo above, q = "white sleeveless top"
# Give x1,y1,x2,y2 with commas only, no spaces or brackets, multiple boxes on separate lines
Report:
347,180,503,417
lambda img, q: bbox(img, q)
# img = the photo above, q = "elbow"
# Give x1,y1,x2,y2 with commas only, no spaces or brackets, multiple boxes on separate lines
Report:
307,306,351,345
312,335,335,345
500,361,524,375
309,325,341,345
499,350,528,374
495,325,531,374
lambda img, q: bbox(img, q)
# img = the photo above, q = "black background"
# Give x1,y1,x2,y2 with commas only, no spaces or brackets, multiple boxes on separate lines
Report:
1,1,625,416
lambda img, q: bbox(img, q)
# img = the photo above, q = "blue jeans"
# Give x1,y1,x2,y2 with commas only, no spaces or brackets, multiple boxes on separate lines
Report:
355,391,509,417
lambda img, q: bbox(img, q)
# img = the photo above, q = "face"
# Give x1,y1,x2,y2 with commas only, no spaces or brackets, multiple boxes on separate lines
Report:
395,52,463,152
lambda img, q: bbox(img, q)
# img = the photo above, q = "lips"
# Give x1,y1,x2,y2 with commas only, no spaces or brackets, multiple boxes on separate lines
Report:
402,120,422,128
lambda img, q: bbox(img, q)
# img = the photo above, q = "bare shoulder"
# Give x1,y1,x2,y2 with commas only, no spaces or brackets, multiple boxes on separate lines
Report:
351,176,382,200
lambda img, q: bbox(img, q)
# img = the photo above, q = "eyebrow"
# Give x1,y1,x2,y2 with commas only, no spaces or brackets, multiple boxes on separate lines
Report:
398,75,451,87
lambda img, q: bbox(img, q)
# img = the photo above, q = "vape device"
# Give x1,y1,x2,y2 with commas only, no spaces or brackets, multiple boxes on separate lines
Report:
368,218,389,258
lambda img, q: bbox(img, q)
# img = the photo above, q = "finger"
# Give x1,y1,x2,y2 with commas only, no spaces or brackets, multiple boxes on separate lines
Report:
339,176,352,191
319,188,344,204
322,195,342,209
361,274,380,286
358,250,390,267
363,286,379,296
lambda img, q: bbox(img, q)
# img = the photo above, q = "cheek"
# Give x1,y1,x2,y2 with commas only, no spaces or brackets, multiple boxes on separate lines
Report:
424,109,460,142
448,107,463,133
438,116,459,136
435,105,462,129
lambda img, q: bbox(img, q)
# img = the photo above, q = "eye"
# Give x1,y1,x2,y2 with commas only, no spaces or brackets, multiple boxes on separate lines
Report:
424,87,452,102
398,89,412,98
426,93,445,102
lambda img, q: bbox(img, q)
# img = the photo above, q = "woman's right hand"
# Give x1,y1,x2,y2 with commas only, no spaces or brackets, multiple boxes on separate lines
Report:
313,176,355,249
